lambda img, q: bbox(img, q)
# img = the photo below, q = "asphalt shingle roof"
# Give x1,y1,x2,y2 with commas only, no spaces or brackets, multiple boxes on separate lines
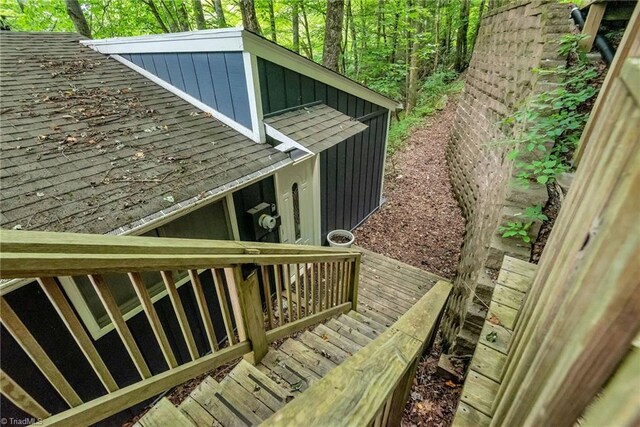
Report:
264,103,367,154
0,32,290,234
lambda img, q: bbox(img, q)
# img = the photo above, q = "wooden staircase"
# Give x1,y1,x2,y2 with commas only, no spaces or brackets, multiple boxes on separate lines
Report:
135,248,445,427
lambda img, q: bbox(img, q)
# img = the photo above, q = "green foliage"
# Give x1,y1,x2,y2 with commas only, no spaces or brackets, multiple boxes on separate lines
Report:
387,71,463,155
503,33,599,188
499,205,548,243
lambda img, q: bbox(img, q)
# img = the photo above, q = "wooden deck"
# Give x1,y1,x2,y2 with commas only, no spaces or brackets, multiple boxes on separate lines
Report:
452,256,536,427
135,248,445,426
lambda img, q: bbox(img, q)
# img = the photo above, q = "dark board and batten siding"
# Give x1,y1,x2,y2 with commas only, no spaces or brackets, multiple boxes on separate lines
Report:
121,52,252,129
257,58,388,243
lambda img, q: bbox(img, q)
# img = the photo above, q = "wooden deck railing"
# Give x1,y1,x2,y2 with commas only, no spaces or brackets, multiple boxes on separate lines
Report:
0,230,361,426
262,280,452,427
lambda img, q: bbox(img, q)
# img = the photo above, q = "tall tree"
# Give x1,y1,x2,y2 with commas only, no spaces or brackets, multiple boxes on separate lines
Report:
210,0,227,27
455,0,470,72
406,0,426,113
300,2,313,59
140,0,170,32
192,0,206,29
267,0,277,42
239,0,261,34
471,0,486,50
322,0,344,71
292,1,300,53
65,0,91,38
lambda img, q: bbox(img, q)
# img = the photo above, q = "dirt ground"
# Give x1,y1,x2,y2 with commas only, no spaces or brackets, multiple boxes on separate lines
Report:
354,99,464,280
355,98,465,426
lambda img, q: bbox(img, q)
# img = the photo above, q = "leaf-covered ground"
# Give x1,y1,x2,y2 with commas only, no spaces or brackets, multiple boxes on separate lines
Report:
354,98,465,425
354,98,464,280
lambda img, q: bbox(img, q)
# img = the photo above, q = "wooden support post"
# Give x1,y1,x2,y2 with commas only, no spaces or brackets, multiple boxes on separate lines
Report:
580,3,607,52
230,266,268,365
387,358,420,425
349,255,361,311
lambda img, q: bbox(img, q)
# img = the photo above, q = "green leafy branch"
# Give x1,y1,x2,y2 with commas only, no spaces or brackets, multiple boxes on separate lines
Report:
499,205,548,243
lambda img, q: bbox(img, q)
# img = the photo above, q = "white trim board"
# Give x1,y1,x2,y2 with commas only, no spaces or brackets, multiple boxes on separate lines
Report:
110,54,259,142
81,29,401,111
264,124,313,154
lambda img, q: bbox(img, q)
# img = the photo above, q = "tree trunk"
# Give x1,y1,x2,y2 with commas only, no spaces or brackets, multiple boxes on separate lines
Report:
433,0,441,72
322,0,344,71
389,10,400,63
142,0,171,32
192,0,206,29
347,0,358,77
301,2,313,59
376,0,383,48
455,0,470,72
406,0,426,113
292,1,300,53
239,0,262,34
471,0,486,52
177,1,191,31
212,0,227,27
268,0,277,42
65,0,91,38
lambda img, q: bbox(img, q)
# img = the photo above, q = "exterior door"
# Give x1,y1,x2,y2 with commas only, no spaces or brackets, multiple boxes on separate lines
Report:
276,157,317,245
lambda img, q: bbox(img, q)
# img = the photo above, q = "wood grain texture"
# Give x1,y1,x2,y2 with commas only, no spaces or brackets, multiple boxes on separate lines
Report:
189,270,219,352
41,341,250,426
89,274,152,380
161,271,199,361
1,369,51,419
136,397,194,427
211,268,236,345
0,297,82,407
38,277,119,392
129,272,178,369
262,281,451,426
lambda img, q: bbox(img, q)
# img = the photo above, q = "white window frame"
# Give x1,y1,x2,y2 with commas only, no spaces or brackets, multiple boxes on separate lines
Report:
61,197,237,340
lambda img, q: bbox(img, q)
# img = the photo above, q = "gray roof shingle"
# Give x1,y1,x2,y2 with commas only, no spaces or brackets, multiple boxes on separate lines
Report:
0,32,290,234
264,103,367,153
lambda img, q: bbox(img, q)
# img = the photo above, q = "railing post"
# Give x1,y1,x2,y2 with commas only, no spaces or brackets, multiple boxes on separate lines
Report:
229,265,268,365
349,254,361,311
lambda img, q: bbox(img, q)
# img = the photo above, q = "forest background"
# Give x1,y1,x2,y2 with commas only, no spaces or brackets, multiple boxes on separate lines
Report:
0,0,510,148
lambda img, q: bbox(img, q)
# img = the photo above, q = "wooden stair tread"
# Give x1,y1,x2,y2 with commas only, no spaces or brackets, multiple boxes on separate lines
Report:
258,348,320,393
219,375,274,420
356,304,396,327
337,313,382,340
190,377,263,427
296,330,352,364
312,323,363,355
460,370,500,416
324,318,373,347
452,401,491,427
137,249,445,426
346,310,388,333
136,397,195,427
279,338,336,377
227,360,292,413
179,396,220,426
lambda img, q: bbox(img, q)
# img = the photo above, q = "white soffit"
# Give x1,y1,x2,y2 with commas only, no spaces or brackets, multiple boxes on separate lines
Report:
81,28,401,111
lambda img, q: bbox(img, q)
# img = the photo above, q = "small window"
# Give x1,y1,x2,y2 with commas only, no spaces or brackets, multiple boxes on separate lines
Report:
292,183,301,241
62,199,232,339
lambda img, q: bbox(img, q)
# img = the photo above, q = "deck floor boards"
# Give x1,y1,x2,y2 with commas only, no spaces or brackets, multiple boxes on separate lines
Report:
138,247,440,426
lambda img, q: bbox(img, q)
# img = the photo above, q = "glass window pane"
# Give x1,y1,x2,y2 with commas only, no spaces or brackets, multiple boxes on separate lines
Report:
160,201,231,240
292,183,301,241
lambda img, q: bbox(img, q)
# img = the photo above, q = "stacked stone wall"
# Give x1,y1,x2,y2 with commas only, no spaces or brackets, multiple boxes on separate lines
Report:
442,0,573,356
